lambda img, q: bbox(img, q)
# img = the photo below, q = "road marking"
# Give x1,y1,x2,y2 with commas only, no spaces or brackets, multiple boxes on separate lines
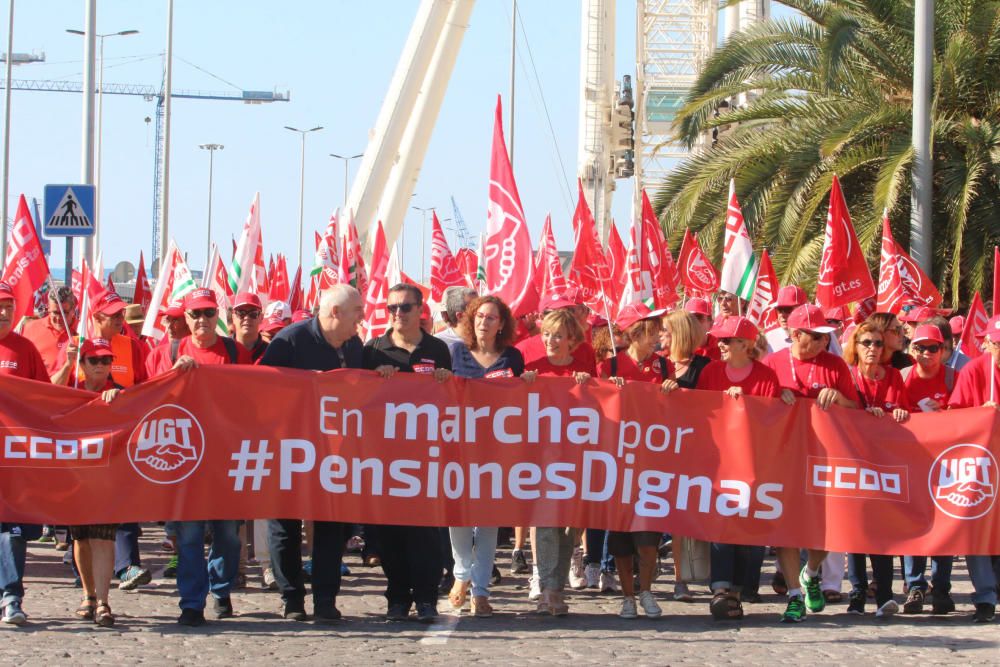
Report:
419,613,460,645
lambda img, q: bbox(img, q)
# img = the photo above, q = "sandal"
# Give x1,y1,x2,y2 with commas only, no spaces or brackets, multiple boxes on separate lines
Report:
94,601,115,628
771,572,787,596
709,592,744,620
448,579,470,609
470,595,493,618
824,590,843,603
75,597,96,620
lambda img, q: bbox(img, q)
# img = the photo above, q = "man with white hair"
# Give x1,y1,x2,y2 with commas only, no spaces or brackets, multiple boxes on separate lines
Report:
260,284,365,623
436,286,476,356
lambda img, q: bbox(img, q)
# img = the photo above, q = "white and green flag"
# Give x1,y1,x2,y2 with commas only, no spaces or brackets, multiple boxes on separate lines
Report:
720,180,758,301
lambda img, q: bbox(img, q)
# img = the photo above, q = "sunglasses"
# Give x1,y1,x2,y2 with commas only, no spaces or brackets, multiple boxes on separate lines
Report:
914,343,942,353
387,302,418,315
85,356,113,365
717,337,737,345
187,308,218,319
233,309,262,319
858,339,885,348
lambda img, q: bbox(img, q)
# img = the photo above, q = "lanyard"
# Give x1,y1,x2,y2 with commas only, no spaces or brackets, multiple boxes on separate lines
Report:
788,352,817,395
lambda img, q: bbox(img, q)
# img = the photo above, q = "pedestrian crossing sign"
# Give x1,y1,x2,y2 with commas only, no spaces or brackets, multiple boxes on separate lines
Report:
43,184,96,237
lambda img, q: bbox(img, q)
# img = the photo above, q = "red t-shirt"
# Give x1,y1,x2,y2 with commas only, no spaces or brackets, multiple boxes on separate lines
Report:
764,348,859,401
525,355,594,378
0,332,51,382
850,365,911,411
21,316,73,377
146,336,250,376
903,366,952,411
948,354,1000,409
517,334,597,376
597,350,673,383
696,360,781,398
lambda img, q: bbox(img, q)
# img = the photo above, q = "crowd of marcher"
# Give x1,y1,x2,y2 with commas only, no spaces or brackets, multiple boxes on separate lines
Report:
1,278,999,629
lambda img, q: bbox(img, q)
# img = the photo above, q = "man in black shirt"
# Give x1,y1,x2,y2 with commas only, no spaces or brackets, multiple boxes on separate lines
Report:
364,283,452,622
259,284,365,622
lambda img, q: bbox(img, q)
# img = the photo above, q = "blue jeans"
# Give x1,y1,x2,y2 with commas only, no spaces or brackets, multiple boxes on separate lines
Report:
710,543,764,593
966,556,1000,606
848,553,894,607
0,532,27,607
175,520,241,611
584,529,614,572
114,523,143,575
903,555,953,594
449,526,499,598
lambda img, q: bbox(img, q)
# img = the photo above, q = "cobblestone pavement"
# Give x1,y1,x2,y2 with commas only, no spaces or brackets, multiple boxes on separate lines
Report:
2,525,998,666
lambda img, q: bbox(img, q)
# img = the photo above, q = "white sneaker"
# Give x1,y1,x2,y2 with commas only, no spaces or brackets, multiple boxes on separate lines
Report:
528,575,541,601
619,596,638,619
639,590,663,618
875,599,899,618
569,547,586,590
584,563,601,589
600,571,621,593
262,567,277,590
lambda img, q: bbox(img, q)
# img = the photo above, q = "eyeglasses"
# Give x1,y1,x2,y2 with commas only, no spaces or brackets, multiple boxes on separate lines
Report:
717,337,734,345
186,308,218,319
858,339,885,348
387,302,417,315
475,312,500,323
914,343,942,353
233,309,261,319
85,356,113,366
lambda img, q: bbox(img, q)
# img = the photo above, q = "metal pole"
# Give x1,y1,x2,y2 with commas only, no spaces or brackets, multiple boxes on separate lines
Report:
0,0,14,262
94,34,103,256
297,131,305,271
508,0,516,164
205,147,215,268
910,0,933,273
158,0,173,266
343,160,349,209
421,209,426,283
81,0,96,266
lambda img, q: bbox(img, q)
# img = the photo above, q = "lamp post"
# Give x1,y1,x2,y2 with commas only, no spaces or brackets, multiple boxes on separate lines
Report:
285,125,323,270
412,205,435,283
329,152,363,209
67,27,139,259
199,143,223,269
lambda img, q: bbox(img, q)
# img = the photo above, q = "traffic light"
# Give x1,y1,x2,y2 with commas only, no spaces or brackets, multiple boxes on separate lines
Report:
611,75,635,178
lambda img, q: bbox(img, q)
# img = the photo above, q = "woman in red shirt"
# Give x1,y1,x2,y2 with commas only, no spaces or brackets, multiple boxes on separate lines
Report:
903,324,954,411
696,317,781,621
842,322,911,618
71,338,123,628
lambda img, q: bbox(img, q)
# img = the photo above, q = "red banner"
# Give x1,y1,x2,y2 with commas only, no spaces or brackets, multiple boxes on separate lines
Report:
1,369,998,556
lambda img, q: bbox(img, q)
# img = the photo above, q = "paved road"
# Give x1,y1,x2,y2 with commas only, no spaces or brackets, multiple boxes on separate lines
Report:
3,525,998,665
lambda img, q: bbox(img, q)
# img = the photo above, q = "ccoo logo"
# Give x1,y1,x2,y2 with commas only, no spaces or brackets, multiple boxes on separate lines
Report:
928,444,998,520
127,404,205,485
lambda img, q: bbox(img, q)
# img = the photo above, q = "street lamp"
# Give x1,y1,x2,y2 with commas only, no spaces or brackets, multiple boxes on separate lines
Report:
285,125,323,270
67,28,139,257
329,152,363,209
199,143,223,269
412,205,435,284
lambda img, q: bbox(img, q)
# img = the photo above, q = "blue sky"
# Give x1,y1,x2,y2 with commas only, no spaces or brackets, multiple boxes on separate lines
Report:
5,1,664,281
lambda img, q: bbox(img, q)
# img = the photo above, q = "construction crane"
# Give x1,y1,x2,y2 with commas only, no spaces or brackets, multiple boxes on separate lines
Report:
0,76,289,260
447,195,475,250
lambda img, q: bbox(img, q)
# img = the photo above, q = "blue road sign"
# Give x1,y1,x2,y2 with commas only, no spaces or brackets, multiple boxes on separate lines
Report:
43,184,95,237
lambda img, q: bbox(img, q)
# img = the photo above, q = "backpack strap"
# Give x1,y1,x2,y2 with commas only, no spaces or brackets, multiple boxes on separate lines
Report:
610,354,618,378
944,365,956,392
221,337,239,364
659,356,670,381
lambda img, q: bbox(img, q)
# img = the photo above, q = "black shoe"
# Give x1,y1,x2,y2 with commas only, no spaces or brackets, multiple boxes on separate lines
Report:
931,590,956,614
491,566,502,586
902,588,924,614
283,603,308,621
742,591,762,604
386,602,410,622
847,591,865,616
178,608,205,627
510,549,530,575
314,603,342,623
211,596,233,619
973,603,996,623
416,602,438,623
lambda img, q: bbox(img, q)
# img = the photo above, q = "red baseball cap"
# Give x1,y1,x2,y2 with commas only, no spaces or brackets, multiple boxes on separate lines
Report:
911,324,944,345
261,315,286,334
183,288,217,311
291,309,312,323
983,315,1000,343
540,294,577,312
787,303,836,334
710,315,759,341
900,306,935,323
949,315,965,336
823,306,848,323
0,281,14,301
163,300,185,318
616,303,666,331
684,297,711,317
80,338,114,357
776,285,807,308
265,300,290,320
94,291,127,316
232,292,262,310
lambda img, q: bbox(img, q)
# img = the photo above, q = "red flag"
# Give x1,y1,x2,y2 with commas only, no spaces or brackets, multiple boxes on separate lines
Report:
304,273,320,312
567,181,615,313
640,190,680,309
854,296,878,324
485,95,537,315
106,274,117,295
993,247,999,317
454,248,478,289
747,249,778,329
364,221,391,340
606,221,627,305
134,251,151,311
677,227,719,298
429,212,465,304
267,255,275,287
268,254,291,303
1,195,51,324
876,212,941,313
288,265,303,313
960,291,990,359
536,214,570,300
401,271,430,304
815,175,875,308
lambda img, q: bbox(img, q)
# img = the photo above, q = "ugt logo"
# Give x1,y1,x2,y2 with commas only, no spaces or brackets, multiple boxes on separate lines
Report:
928,444,998,520
127,405,205,484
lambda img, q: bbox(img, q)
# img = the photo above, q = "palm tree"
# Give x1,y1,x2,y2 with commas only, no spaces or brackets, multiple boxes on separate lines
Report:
653,0,1000,307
